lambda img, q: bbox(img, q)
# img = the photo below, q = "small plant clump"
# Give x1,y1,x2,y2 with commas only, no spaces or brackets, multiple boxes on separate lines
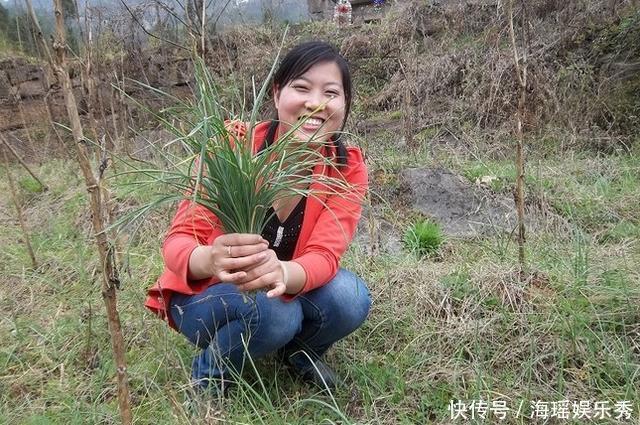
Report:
403,218,443,257
18,176,45,193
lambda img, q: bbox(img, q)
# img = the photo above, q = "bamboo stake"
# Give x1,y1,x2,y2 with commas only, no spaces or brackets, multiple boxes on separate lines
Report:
1,133,48,191
25,0,133,422
508,0,528,275
2,149,38,269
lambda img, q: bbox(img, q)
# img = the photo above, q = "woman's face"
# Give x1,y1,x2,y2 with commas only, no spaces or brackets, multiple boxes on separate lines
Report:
273,61,346,144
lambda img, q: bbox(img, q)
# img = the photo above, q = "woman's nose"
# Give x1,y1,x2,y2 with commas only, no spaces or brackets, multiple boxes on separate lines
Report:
304,91,325,111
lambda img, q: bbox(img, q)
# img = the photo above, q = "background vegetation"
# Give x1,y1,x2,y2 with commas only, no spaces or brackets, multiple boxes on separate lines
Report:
0,0,639,423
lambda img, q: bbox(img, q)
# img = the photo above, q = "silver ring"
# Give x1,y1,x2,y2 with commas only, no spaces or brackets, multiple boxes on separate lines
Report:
227,245,232,257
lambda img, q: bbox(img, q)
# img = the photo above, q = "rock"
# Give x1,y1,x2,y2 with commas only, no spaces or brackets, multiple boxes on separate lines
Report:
400,167,516,237
18,80,45,99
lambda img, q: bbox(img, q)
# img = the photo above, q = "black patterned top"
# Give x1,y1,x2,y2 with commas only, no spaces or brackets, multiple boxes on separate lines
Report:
261,196,307,261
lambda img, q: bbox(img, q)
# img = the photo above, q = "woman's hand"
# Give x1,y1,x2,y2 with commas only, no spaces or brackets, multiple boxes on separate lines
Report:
188,234,269,282
235,249,288,298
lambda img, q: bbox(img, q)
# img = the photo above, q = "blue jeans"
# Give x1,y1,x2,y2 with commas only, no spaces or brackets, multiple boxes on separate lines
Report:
169,268,371,388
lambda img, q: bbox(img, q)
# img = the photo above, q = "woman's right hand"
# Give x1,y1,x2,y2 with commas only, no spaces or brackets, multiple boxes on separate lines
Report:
187,233,269,282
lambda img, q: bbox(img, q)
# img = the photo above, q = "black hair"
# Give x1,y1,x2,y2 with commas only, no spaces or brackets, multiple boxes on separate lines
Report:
267,41,352,167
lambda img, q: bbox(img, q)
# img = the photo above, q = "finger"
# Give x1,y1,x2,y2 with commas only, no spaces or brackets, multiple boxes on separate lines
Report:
236,272,278,292
222,252,268,271
239,258,277,283
218,269,247,283
266,282,287,298
220,233,267,246
227,241,269,258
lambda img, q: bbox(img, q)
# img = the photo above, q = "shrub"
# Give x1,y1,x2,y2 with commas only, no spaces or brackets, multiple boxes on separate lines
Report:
403,219,443,257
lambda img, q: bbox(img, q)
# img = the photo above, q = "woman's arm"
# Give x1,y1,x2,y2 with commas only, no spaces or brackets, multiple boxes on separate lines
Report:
290,148,368,294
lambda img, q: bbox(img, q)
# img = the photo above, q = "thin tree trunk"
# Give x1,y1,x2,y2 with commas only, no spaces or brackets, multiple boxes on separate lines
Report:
508,0,527,275
117,61,130,143
26,0,133,422
1,133,48,191
15,10,23,52
23,0,65,153
82,47,100,144
2,149,38,269
109,86,121,145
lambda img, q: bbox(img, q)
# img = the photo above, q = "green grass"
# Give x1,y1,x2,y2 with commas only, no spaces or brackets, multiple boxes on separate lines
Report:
403,219,444,257
451,152,640,240
1,130,640,424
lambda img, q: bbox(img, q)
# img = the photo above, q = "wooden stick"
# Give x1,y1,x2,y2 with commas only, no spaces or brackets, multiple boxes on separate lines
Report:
25,0,133,421
2,149,37,269
51,0,132,421
508,0,528,276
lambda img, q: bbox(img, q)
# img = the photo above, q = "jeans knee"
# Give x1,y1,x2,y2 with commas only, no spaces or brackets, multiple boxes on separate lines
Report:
344,278,371,329
249,294,303,354
307,269,371,333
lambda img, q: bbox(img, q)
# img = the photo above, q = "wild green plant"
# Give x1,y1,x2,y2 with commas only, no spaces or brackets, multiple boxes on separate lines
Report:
403,219,443,257
572,227,590,286
18,175,45,194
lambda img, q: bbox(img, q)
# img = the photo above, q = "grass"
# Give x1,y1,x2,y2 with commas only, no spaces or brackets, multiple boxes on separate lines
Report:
403,218,444,257
1,128,639,423
0,133,640,424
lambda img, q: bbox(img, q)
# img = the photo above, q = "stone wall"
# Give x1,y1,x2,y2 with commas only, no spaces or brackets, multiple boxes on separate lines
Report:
0,58,64,133
0,54,192,134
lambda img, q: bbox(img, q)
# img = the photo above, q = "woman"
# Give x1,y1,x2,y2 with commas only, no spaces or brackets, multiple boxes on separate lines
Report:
145,41,371,393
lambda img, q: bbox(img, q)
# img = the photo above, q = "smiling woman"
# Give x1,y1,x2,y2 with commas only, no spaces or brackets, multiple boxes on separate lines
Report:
144,41,371,395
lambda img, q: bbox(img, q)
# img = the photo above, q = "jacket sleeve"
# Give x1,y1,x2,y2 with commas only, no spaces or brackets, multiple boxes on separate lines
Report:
288,148,368,297
162,199,222,285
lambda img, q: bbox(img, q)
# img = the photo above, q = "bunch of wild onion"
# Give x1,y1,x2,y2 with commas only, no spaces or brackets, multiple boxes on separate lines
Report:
115,56,355,237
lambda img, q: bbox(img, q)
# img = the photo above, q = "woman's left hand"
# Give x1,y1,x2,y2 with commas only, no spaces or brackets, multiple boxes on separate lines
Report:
235,249,287,298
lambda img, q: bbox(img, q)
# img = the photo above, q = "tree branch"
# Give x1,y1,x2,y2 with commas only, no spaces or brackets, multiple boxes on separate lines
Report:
118,0,189,51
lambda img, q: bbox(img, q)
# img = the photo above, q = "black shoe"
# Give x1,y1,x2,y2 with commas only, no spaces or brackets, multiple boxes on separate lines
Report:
278,348,341,390
300,359,339,390
190,377,235,398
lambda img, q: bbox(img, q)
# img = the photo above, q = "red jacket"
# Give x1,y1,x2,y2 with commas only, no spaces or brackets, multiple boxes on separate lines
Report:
144,121,368,329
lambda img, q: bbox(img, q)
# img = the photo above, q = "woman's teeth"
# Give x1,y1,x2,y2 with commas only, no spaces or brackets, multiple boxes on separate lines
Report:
301,117,324,127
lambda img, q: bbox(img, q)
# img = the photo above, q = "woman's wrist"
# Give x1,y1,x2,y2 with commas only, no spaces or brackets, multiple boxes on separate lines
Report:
188,245,212,280
280,260,289,286
281,261,305,295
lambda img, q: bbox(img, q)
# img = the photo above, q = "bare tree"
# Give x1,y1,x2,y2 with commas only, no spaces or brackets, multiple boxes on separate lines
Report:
23,0,65,150
507,0,528,276
118,0,188,51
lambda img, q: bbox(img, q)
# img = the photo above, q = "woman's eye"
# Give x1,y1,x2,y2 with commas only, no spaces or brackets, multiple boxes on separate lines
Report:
292,85,308,91
327,91,339,98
